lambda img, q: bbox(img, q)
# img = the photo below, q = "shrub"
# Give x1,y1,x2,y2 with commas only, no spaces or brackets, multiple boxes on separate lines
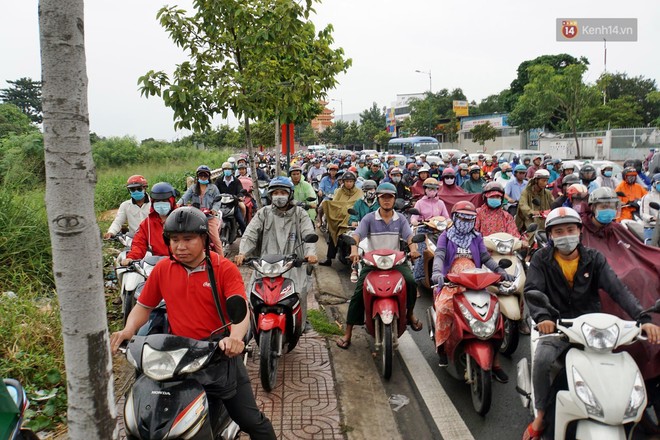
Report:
0,132,45,187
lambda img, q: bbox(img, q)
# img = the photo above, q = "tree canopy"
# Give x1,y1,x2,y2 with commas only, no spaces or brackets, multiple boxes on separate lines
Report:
0,77,43,124
470,121,498,147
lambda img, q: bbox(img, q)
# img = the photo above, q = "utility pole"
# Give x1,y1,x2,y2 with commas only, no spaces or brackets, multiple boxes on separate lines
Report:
415,69,433,136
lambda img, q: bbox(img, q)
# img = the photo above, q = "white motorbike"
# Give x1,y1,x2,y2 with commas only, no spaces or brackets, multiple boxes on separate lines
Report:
517,291,659,439
115,255,166,325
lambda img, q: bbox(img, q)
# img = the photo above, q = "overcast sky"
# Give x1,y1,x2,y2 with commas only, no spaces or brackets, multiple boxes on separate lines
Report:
2,1,658,141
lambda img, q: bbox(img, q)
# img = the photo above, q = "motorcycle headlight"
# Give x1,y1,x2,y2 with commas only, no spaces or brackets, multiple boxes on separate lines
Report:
572,367,604,418
624,372,646,419
494,238,514,255
458,302,498,339
179,353,213,374
373,254,395,270
581,323,618,352
142,346,188,381
257,260,292,277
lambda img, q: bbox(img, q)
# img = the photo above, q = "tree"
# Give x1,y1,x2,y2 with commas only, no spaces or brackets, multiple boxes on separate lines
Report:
509,63,599,157
0,103,38,138
581,96,644,129
359,103,385,148
473,89,513,114
470,121,498,149
138,0,350,205
250,119,276,148
39,0,116,438
294,121,318,145
598,72,659,125
373,130,391,150
0,77,43,124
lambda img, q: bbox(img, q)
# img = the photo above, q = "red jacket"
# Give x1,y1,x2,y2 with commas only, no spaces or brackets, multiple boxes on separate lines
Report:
127,211,169,260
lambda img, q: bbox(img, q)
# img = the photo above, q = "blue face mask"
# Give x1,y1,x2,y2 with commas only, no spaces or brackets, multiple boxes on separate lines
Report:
486,198,502,208
223,170,233,177
131,190,145,201
198,179,210,185
595,209,617,224
547,165,554,171
655,183,660,192
153,201,171,216
603,170,613,178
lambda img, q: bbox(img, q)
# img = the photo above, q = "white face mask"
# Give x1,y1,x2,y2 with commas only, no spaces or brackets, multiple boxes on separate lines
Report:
272,195,289,208
391,176,402,184
553,234,580,255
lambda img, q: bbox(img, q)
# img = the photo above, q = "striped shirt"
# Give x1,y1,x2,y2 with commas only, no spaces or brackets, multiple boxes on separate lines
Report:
354,209,412,251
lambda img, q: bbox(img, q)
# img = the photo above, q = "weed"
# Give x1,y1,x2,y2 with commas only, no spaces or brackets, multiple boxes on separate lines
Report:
307,309,344,337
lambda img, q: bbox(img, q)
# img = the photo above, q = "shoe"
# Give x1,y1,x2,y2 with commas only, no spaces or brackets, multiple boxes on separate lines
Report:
519,318,531,335
350,270,358,283
407,317,423,332
319,259,332,266
492,366,509,383
336,337,351,349
437,347,448,367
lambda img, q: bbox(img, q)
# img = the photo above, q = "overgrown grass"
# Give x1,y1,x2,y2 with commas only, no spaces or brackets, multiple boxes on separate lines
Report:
307,309,344,337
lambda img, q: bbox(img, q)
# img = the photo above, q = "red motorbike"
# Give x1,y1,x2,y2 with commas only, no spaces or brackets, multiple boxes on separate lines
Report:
426,267,508,415
350,233,425,379
246,234,318,392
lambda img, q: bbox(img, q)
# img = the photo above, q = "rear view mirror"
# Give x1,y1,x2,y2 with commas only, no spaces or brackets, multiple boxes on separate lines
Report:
616,191,626,197
226,295,248,324
306,197,317,202
303,234,319,243
649,202,660,210
498,258,512,269
526,223,539,233
407,208,420,216
411,233,426,244
525,290,559,317
532,198,540,206
347,208,358,216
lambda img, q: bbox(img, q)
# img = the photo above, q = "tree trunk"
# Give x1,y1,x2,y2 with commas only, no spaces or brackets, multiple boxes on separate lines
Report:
39,1,116,438
572,125,581,158
275,116,281,177
245,118,262,208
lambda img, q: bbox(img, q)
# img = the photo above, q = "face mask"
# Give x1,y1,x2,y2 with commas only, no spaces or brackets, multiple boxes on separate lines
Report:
223,170,233,177
547,165,554,171
603,170,613,178
553,234,580,255
504,171,512,176
453,218,475,234
131,190,145,201
365,190,376,201
425,189,438,198
655,183,660,192
595,209,617,224
153,201,171,216
444,178,455,185
271,195,289,208
486,198,502,208
392,176,401,184
626,176,636,185
198,179,209,185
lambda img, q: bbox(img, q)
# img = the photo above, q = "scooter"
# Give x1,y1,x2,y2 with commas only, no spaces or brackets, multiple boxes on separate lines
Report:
257,181,270,208
218,194,239,247
115,255,166,325
426,265,509,415
1,379,39,440
484,232,526,355
247,234,318,392
415,216,452,292
516,292,660,440
347,233,425,380
120,296,248,440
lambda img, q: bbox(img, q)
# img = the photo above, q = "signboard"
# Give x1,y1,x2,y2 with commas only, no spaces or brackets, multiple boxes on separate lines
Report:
461,115,508,131
452,100,469,117
386,107,396,137
556,18,637,42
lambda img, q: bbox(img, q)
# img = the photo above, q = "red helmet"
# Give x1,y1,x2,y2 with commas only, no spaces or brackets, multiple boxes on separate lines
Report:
451,201,477,216
126,175,147,188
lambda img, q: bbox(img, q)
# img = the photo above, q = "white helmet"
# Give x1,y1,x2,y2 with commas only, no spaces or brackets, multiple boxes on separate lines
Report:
372,158,381,166
533,169,550,179
545,207,582,231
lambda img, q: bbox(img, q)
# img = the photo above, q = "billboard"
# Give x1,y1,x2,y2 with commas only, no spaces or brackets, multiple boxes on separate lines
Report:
453,100,469,117
461,115,508,131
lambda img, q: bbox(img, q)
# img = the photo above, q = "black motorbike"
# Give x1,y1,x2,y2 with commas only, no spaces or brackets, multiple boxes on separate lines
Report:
218,194,240,246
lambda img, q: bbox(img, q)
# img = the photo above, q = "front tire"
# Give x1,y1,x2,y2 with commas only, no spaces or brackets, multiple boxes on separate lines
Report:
499,317,520,356
378,317,393,380
469,355,492,416
259,329,280,392
122,290,135,326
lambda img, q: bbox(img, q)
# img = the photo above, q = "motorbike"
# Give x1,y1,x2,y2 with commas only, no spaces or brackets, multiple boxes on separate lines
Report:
347,233,425,380
426,264,510,415
484,233,527,355
516,292,659,440
120,296,248,440
247,234,318,392
1,379,39,440
115,255,166,325
257,181,270,208
218,193,240,247
415,216,452,292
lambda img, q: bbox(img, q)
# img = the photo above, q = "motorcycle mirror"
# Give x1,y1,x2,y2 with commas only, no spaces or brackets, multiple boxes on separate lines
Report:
526,223,539,233
303,234,319,243
225,295,248,324
347,208,358,216
306,197,317,202
407,208,420,216
344,235,357,246
411,233,426,244
525,290,559,317
532,198,540,206
649,202,660,210
498,258,512,269
616,191,626,197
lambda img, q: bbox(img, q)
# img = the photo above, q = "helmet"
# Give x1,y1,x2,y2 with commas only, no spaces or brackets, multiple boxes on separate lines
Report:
418,166,431,174
442,167,456,177
533,169,550,179
221,161,232,170
566,184,588,200
500,162,512,171
407,163,418,171
288,166,303,176
340,171,357,181
514,164,527,173
451,201,477,216
348,166,358,173
236,162,247,169
267,176,294,198
389,167,402,175
469,165,481,173
227,157,236,164
376,182,397,196
588,187,620,205
126,175,147,188
561,174,580,187
622,166,637,178
483,181,505,198
545,207,582,231
372,159,381,166
163,206,208,242
311,158,319,164
150,182,176,201
579,164,597,181
362,179,377,191
458,163,469,171
423,178,440,189
196,165,211,175
533,154,542,162
327,163,339,171
652,173,660,183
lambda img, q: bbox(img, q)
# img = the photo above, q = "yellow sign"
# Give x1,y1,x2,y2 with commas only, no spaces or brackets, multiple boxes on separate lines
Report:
453,100,469,117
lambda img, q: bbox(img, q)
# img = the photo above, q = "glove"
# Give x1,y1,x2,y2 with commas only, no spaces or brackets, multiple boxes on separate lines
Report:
501,272,516,282
431,273,444,285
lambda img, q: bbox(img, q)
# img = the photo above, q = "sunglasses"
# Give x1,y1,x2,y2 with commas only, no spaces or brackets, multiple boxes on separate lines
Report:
455,215,475,222
197,173,210,178
128,187,144,192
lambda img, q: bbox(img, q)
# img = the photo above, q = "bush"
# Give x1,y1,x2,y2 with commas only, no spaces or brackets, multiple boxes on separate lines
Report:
0,132,45,188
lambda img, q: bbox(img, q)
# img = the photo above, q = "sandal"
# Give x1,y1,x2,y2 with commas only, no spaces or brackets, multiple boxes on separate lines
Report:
336,337,351,349
408,317,423,332
522,422,543,440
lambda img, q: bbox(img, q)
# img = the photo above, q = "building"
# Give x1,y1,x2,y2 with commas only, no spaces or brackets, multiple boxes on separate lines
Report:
386,93,426,137
458,113,522,152
311,100,334,133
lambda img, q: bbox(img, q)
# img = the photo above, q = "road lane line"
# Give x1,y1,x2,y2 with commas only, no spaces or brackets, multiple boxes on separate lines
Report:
398,333,475,440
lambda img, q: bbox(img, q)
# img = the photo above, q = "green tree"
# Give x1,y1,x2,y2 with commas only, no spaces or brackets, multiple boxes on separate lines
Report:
405,88,467,136
474,89,513,114
250,119,276,148
294,121,318,145
359,102,385,147
373,130,391,150
0,77,43,124
344,121,361,147
138,0,350,204
581,96,644,129
470,121,498,148
509,63,599,157
647,91,660,126
598,72,659,125
0,103,38,138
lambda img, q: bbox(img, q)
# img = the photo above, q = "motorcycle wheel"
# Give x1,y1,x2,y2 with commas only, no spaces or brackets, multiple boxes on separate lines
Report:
122,290,135,326
221,225,229,246
228,220,237,245
259,329,280,392
499,317,519,356
378,316,393,380
469,355,492,416
19,430,41,440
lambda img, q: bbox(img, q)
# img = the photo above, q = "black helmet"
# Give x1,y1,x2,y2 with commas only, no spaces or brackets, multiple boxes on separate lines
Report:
340,171,357,181
561,174,580,187
163,206,209,245
579,165,596,182
196,165,211,176
150,182,176,201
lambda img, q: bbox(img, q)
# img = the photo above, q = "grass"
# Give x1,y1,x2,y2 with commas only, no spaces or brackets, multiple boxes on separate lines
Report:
307,309,344,337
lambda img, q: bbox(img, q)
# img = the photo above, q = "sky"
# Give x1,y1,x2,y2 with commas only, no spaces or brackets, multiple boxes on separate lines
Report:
2,0,659,141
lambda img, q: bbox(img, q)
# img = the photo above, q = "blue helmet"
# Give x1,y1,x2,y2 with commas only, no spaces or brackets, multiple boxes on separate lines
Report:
376,182,397,196
267,176,294,199
196,165,211,175
150,182,176,201
514,164,527,173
